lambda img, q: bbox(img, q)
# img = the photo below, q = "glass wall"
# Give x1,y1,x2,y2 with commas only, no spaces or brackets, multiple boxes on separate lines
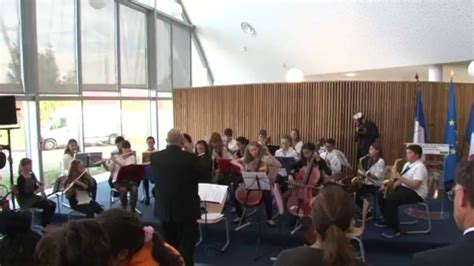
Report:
36,0,77,94
81,0,116,90
0,0,22,93
0,1,195,185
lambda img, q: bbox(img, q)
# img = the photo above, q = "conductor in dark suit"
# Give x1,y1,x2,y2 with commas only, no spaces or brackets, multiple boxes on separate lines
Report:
412,160,474,266
151,129,200,266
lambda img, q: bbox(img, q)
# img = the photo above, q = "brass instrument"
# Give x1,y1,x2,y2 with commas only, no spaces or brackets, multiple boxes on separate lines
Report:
382,158,406,199
351,154,369,190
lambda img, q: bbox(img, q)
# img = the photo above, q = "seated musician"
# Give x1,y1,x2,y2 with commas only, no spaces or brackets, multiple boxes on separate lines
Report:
235,136,249,158
104,140,138,213
376,144,428,238
275,135,299,192
275,185,367,266
290,129,303,158
223,128,239,154
195,140,213,183
141,136,157,205
65,160,103,218
183,133,194,153
108,136,125,189
209,132,232,182
354,143,386,220
320,138,351,180
230,141,282,226
62,139,80,176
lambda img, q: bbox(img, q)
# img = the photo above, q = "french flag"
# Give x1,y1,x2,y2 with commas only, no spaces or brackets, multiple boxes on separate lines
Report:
466,104,474,160
413,90,428,143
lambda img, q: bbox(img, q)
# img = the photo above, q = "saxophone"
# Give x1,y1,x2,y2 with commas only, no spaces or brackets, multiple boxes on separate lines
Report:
382,158,406,199
351,154,368,191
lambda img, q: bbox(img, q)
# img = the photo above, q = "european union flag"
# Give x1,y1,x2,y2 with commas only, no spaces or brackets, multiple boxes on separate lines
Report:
444,81,459,184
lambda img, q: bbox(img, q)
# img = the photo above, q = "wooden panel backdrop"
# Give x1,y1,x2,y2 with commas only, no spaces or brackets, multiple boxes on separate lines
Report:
173,81,474,166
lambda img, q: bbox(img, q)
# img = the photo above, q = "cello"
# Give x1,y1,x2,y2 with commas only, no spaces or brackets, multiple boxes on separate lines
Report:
235,162,268,207
287,158,321,218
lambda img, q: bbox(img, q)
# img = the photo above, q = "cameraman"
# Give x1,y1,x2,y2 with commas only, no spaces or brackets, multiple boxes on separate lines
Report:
353,112,379,159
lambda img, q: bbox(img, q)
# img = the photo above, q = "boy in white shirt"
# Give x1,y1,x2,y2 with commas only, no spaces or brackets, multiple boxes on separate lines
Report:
376,144,428,238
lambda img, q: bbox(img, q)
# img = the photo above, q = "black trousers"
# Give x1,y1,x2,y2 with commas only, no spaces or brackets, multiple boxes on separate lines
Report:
72,201,104,218
31,197,56,226
88,178,98,201
377,186,422,231
162,220,198,266
230,175,273,219
355,184,378,210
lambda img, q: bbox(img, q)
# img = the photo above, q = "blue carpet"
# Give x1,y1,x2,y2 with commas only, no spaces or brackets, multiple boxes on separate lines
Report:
51,181,460,266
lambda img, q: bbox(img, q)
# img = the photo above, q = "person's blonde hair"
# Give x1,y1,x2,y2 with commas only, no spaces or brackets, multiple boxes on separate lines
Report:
242,141,265,164
312,184,356,266
209,132,224,156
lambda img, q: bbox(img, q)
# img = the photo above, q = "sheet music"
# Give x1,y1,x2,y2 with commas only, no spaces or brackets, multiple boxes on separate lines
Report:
198,183,228,204
241,172,271,191
76,190,91,205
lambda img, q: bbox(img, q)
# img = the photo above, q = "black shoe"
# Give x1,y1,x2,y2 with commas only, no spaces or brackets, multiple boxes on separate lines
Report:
381,229,401,239
375,220,387,228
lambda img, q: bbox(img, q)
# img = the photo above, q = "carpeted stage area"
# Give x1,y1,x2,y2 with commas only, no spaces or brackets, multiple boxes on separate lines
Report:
50,181,460,266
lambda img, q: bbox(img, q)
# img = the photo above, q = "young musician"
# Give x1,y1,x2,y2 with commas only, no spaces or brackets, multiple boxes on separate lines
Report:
258,129,271,146
275,135,299,177
183,133,194,153
16,158,56,227
223,128,239,153
376,144,428,238
195,140,213,183
230,141,282,226
275,185,366,266
235,136,249,158
62,139,80,176
142,136,156,205
354,143,386,219
104,140,138,212
108,136,125,189
209,132,232,182
97,209,184,266
290,129,303,157
64,160,103,218
289,143,332,181
353,112,379,159
320,138,351,178
146,136,157,152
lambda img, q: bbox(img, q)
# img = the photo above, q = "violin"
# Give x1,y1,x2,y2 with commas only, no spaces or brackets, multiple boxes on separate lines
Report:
235,162,268,206
287,158,321,218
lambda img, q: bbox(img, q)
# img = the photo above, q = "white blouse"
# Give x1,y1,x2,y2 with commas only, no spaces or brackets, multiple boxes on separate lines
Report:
62,153,74,176
363,158,386,187
105,154,137,183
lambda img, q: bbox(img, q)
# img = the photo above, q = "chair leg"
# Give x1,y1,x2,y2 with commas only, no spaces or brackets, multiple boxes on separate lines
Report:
196,223,203,247
291,218,303,235
406,203,431,234
354,237,366,263
235,208,251,231
221,217,230,252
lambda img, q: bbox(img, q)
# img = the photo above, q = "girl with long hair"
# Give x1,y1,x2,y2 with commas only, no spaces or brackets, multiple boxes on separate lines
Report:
97,208,184,266
290,129,303,157
65,160,103,218
195,140,213,183
275,185,366,266
62,139,80,175
230,141,281,226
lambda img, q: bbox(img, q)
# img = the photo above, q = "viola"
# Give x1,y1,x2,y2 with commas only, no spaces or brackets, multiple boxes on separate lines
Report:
286,158,321,217
235,163,268,206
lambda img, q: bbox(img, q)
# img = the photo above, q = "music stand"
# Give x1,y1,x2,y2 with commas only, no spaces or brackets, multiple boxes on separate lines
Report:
74,152,103,168
276,157,297,176
116,164,145,184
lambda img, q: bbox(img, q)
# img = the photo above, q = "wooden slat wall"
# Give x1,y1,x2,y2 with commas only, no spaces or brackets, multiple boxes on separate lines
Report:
173,81,474,165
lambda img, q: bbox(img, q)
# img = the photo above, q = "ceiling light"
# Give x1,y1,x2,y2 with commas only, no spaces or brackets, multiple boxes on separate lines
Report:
344,72,358,77
468,61,474,78
241,22,257,37
89,0,107,9
286,68,304,83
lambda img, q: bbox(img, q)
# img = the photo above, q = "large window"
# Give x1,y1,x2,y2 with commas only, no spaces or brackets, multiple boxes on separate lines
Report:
0,0,22,92
120,5,147,87
81,0,116,90
157,19,172,91
122,100,152,162
157,99,173,150
192,41,210,87
39,101,81,187
172,25,191,88
36,0,77,94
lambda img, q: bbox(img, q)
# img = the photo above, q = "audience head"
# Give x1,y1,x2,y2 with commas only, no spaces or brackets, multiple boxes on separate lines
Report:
0,211,41,266
324,138,336,152
195,140,210,156
97,209,182,266
290,129,300,143
18,158,32,174
115,136,125,149
166,128,184,147
453,160,474,230
369,143,382,158
301,143,316,161
146,136,155,151
224,128,233,140
243,141,265,163
120,140,132,155
312,184,356,266
406,144,422,162
55,219,110,266
35,230,61,266
280,135,292,150
64,139,80,156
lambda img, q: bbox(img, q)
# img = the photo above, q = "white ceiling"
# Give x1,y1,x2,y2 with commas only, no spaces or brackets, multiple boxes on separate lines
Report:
183,0,474,85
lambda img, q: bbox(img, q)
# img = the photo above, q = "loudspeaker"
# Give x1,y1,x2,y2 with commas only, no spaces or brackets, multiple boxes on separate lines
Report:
0,96,17,126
